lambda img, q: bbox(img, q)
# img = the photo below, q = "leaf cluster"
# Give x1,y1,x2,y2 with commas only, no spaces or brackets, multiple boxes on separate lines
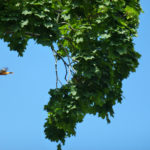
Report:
0,0,142,150
0,0,59,55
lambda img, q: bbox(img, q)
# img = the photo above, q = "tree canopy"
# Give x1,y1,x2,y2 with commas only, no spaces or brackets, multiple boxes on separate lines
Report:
0,0,142,149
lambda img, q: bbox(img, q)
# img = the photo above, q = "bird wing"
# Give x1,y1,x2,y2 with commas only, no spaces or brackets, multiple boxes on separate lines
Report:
0,68,8,73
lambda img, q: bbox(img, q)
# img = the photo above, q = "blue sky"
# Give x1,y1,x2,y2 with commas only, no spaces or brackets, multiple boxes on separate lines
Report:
0,1,150,150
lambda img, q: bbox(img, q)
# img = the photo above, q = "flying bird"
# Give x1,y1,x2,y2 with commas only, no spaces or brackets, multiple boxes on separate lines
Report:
0,68,13,75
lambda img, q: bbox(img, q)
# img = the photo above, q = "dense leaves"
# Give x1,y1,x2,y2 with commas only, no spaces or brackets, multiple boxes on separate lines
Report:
0,0,142,150
0,0,59,55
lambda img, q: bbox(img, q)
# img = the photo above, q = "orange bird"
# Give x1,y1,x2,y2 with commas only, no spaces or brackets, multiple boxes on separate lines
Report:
0,68,13,75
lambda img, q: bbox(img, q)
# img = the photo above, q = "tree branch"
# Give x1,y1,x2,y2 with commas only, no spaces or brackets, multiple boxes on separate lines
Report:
51,44,62,87
5,31,40,37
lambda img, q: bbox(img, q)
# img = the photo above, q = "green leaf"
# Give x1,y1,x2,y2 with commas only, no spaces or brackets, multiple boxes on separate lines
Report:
76,37,83,43
118,47,128,55
44,22,53,28
22,10,32,15
21,20,29,28
125,6,139,19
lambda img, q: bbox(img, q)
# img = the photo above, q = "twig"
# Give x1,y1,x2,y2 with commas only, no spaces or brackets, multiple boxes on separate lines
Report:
51,45,71,82
58,40,77,73
63,48,77,82
52,47,58,88
25,32,40,37
64,48,71,82
5,31,40,37
64,62,68,82
56,12,61,23
51,45,62,87
51,46,70,67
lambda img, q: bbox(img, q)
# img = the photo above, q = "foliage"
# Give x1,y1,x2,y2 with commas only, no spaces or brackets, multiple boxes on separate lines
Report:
0,0,142,149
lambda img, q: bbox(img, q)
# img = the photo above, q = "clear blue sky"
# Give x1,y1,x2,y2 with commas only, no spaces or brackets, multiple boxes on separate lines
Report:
0,1,150,150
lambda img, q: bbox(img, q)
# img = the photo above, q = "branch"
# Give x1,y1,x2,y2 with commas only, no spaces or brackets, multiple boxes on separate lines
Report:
57,40,77,71
25,32,40,37
51,45,70,67
51,45,71,82
63,48,77,82
64,49,71,82
5,31,40,37
51,44,62,87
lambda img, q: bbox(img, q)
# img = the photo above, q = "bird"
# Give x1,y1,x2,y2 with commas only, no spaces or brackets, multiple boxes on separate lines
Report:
0,68,13,75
